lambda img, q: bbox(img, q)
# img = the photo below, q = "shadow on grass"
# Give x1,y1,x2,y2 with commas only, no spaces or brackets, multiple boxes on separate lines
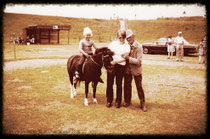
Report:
128,101,180,112
58,89,180,112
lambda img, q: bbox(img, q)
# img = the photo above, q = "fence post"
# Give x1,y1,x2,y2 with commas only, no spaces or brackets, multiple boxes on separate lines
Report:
13,44,16,59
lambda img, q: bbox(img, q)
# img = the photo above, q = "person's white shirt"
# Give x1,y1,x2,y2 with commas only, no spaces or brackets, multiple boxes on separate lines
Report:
108,40,130,66
174,36,184,45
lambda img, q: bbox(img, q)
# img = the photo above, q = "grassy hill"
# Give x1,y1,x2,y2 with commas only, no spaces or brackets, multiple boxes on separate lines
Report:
3,13,206,45
128,19,206,44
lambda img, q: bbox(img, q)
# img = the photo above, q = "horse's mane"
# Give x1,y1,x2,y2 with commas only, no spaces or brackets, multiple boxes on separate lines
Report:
95,47,114,56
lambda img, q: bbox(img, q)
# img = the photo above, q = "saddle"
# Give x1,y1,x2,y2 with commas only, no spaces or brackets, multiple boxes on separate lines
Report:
79,56,104,83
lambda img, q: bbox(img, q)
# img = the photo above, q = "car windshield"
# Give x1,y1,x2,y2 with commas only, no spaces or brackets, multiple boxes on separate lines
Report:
184,40,190,45
155,38,167,45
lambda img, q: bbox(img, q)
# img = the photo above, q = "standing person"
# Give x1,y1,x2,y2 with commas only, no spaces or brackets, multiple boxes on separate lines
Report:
106,30,130,108
121,29,147,112
167,35,175,59
174,31,185,62
198,36,207,64
75,27,99,80
31,35,35,44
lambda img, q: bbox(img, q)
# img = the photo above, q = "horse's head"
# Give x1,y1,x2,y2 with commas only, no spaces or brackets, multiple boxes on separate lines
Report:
95,47,114,71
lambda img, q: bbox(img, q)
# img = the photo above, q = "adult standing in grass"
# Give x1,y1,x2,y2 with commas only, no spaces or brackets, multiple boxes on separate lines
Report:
106,30,130,108
167,35,175,59
198,36,206,64
121,29,147,112
174,31,185,62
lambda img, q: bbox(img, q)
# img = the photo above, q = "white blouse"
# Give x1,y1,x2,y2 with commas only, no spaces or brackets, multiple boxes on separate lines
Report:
108,41,130,66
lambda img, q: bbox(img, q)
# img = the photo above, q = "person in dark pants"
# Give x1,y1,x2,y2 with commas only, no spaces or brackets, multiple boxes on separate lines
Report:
106,30,130,108
121,29,147,112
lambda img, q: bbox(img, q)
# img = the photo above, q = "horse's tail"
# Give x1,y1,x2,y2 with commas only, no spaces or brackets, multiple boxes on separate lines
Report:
67,55,77,85
67,55,82,87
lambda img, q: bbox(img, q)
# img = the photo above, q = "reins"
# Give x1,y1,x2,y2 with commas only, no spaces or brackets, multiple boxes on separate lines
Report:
90,55,103,68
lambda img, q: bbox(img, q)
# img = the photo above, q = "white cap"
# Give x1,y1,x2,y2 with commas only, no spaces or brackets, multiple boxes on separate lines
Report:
178,31,182,34
126,29,134,38
83,27,93,37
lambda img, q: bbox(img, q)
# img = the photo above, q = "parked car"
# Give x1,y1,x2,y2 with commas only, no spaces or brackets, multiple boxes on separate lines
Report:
142,37,198,55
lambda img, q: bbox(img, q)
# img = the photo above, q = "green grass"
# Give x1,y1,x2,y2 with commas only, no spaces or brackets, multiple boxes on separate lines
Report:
129,20,206,44
3,60,206,134
3,43,111,61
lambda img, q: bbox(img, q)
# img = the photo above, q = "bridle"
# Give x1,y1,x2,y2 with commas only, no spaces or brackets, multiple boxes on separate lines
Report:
90,53,110,68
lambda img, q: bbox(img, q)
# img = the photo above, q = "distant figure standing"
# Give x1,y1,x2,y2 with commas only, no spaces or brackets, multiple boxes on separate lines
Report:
31,35,35,44
198,36,206,64
174,31,185,62
167,35,175,59
26,36,30,45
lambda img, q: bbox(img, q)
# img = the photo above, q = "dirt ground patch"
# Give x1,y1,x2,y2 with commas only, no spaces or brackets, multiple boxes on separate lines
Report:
3,58,205,71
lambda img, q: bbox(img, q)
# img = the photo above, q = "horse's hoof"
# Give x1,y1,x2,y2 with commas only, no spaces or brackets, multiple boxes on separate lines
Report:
73,91,77,96
70,95,74,99
84,98,88,106
93,98,97,104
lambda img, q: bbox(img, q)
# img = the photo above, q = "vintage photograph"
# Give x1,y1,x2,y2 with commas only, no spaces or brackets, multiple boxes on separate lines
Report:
3,4,207,135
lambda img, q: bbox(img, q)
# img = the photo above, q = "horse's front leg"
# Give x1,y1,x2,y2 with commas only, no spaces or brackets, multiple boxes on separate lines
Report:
92,81,98,104
84,81,89,106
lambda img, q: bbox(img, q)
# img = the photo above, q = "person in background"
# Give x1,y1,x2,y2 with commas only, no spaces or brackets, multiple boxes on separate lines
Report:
121,29,147,112
26,36,30,45
75,27,99,80
174,31,185,62
167,35,175,59
198,36,206,64
106,29,130,108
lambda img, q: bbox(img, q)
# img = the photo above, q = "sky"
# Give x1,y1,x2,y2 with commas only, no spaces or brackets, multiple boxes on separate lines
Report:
4,4,206,20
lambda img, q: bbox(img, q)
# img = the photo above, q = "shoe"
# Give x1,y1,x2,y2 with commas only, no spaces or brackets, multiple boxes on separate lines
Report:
123,102,130,107
115,102,121,108
106,102,112,108
142,105,147,112
140,101,147,112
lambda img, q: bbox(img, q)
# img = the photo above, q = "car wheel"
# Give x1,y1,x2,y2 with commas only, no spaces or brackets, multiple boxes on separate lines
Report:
143,48,149,54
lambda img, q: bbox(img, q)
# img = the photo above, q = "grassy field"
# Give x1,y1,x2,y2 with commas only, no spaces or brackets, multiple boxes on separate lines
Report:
3,43,207,135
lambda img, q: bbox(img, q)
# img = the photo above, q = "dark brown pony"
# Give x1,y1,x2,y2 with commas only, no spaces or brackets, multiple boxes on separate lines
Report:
67,47,114,106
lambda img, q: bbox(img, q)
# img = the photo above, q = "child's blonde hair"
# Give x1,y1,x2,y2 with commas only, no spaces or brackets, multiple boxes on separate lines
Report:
83,27,93,37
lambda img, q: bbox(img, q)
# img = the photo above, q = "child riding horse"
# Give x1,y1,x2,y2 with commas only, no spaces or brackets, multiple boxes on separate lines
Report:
75,27,100,80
